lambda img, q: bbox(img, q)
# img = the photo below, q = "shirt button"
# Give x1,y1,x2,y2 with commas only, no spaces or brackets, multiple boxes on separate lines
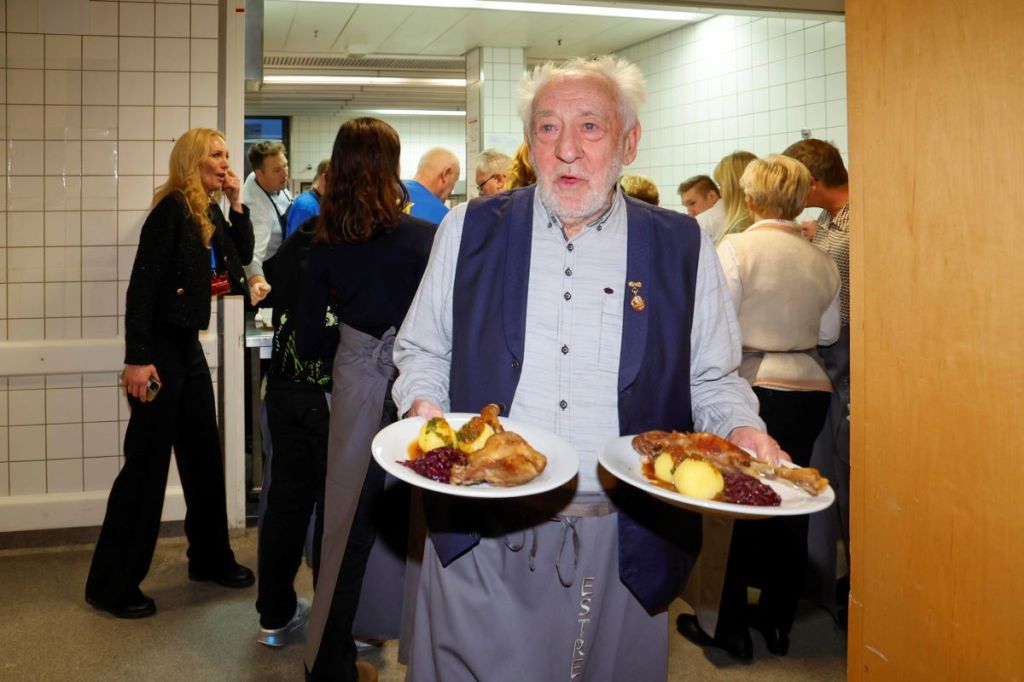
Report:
561,345,569,354
559,400,568,410
565,268,572,276
563,292,571,301
567,243,574,252
176,288,185,295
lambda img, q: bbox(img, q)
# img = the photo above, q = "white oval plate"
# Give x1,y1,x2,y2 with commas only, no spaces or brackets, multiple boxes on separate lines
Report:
599,435,835,519
371,413,579,499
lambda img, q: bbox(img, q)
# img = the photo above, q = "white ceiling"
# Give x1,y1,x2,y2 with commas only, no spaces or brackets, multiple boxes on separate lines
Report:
247,1,704,115
247,0,845,116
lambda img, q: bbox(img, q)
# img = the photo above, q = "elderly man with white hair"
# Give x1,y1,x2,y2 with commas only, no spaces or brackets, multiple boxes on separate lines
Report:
393,55,783,681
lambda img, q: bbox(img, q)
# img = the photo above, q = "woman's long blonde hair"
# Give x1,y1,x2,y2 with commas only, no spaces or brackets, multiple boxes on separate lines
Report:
152,128,224,246
504,142,536,190
713,150,758,235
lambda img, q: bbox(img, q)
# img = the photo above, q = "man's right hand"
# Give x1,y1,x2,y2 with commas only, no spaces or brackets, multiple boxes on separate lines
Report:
800,219,818,241
407,399,444,419
249,275,272,306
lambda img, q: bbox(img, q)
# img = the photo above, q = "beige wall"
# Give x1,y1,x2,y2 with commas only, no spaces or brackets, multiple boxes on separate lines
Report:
847,0,1024,677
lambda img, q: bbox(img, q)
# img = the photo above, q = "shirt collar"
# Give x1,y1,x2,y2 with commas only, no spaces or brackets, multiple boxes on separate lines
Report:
535,185,625,238
819,203,850,231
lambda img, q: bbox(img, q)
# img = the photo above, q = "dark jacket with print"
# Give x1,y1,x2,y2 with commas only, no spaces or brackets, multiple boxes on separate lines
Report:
124,193,254,365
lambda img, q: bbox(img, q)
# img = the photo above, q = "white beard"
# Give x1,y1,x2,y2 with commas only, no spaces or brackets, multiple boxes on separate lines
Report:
537,157,625,226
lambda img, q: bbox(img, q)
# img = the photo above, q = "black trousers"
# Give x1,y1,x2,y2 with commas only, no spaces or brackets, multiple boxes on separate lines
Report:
257,378,329,628
86,328,236,607
308,395,397,682
718,387,831,636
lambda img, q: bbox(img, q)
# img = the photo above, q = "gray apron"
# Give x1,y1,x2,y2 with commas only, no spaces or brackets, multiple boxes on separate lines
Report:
304,325,400,669
405,494,669,682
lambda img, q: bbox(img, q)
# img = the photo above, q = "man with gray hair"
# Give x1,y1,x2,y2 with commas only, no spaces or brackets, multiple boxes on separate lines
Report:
404,147,460,224
393,55,783,680
473,148,511,197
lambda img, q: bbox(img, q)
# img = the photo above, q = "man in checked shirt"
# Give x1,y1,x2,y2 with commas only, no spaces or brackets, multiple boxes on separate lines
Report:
783,138,851,622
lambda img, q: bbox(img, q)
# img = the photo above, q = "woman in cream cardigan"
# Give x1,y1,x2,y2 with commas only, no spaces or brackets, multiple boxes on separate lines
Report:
678,154,840,660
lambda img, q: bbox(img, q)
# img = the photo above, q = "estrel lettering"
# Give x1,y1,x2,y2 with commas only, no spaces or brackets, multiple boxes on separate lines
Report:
569,577,598,680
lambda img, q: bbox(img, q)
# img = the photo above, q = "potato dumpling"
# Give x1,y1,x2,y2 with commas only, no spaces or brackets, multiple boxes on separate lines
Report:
418,417,455,452
653,453,676,484
455,421,496,454
673,458,724,500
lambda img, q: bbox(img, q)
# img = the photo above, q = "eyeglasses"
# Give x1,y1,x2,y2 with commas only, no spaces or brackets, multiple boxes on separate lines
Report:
476,174,503,192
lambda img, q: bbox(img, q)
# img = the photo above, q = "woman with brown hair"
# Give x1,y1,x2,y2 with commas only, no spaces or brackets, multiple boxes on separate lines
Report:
86,128,255,619
296,117,436,682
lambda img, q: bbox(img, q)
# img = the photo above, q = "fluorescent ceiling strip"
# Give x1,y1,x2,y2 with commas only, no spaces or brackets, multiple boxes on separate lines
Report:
289,0,706,22
263,75,467,86
370,109,466,116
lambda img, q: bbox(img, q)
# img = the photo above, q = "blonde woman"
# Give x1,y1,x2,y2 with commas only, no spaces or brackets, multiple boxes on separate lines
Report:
713,150,758,242
679,155,840,659
503,141,536,189
86,129,255,619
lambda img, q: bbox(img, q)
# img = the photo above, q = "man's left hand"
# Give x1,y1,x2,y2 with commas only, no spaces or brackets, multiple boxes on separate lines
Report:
727,426,791,465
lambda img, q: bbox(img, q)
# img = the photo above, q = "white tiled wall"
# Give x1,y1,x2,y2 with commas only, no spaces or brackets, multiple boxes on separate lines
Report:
290,114,467,187
0,0,220,497
618,15,847,213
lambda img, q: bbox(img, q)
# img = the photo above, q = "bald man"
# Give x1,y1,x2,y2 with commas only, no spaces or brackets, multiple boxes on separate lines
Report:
403,147,460,225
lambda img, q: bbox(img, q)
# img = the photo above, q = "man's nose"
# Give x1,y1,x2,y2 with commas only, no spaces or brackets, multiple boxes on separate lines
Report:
555,130,581,163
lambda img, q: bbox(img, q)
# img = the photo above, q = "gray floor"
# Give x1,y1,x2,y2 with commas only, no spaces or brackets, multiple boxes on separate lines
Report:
0,529,846,681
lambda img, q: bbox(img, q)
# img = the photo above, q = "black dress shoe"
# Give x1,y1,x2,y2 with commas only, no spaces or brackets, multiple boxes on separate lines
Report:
676,614,753,662
189,563,255,588
753,624,790,655
86,590,157,619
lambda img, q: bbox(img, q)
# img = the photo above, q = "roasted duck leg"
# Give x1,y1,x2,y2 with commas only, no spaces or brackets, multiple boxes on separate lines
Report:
631,430,829,496
449,432,547,487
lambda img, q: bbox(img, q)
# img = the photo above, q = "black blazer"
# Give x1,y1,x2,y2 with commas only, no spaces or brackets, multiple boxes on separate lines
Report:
124,193,254,365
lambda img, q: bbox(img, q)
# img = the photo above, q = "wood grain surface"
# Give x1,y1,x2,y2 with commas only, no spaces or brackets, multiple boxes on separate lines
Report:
846,0,1024,678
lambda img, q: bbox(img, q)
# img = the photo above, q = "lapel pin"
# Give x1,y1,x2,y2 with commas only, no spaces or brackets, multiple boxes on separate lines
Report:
628,280,646,312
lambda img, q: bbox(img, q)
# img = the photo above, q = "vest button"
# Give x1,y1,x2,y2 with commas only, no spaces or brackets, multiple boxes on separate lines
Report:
511,360,520,369
176,288,185,295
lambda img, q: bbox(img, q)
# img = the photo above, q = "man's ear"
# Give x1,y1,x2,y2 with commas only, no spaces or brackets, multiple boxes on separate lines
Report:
622,122,641,165
745,195,756,213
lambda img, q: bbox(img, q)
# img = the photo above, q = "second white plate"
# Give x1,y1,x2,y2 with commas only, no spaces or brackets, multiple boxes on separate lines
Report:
599,435,835,519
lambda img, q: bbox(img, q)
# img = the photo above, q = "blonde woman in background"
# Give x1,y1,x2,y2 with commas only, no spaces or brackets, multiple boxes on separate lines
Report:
86,128,255,619
713,150,758,242
503,141,536,189
678,155,839,660
619,173,660,205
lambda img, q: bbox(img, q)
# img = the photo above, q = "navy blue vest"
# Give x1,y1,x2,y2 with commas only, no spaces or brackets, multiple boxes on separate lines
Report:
433,186,704,613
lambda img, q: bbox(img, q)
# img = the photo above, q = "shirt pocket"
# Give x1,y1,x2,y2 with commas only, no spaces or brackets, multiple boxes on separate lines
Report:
598,291,623,373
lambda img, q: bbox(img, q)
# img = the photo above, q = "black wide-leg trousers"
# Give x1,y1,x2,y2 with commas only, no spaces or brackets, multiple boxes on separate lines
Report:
86,327,236,607
717,387,831,636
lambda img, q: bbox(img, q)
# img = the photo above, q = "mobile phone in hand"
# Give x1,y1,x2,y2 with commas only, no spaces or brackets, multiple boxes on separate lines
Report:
146,378,162,401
